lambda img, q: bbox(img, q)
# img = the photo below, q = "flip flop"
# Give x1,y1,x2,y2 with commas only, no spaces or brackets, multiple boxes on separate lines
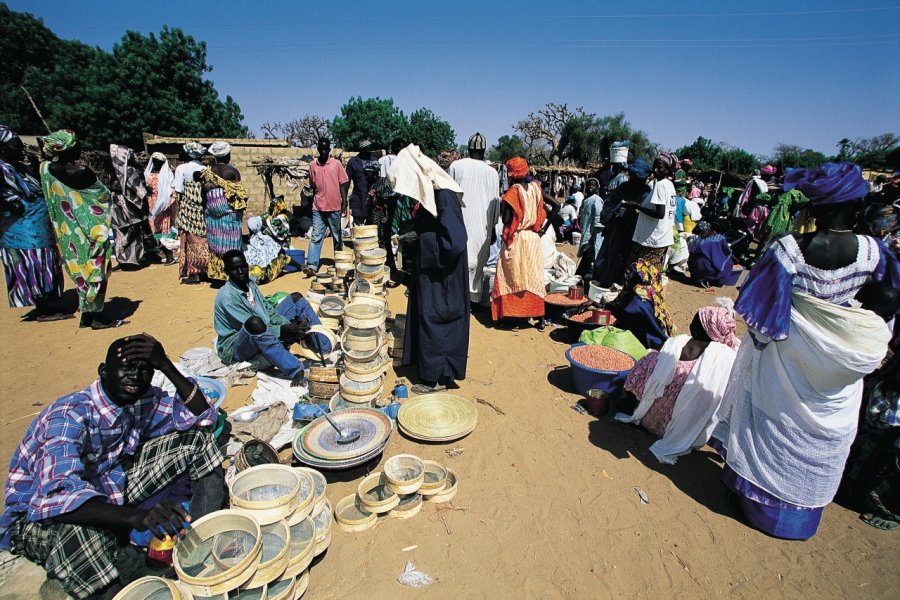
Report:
860,513,900,531
411,384,447,395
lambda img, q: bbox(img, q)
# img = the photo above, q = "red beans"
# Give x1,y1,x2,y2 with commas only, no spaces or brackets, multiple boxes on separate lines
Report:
570,345,635,372
545,292,589,307
567,312,617,324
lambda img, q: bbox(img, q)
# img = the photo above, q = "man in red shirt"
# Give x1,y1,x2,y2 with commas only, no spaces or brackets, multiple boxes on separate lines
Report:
305,137,349,276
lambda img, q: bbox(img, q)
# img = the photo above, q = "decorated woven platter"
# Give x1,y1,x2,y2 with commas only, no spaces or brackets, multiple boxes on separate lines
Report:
397,393,478,442
292,434,390,470
298,408,391,461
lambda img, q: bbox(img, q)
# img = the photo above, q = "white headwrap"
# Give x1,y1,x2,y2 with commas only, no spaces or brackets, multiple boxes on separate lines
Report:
144,153,175,217
183,141,206,159
209,141,231,157
387,144,464,216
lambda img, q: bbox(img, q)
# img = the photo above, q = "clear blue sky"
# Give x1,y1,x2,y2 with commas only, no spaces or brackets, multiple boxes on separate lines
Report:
10,0,900,157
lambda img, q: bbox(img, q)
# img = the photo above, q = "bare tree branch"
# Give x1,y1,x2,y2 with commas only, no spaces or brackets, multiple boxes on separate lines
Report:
513,102,592,165
259,121,282,139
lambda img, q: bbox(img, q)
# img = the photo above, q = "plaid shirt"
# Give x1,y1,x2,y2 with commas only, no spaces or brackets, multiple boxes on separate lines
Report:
867,381,900,429
1,379,215,548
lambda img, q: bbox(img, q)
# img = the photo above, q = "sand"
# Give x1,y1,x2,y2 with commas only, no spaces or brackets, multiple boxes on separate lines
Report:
0,240,897,600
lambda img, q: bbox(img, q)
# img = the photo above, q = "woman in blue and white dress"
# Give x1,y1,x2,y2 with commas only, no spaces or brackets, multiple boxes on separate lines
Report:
711,162,900,540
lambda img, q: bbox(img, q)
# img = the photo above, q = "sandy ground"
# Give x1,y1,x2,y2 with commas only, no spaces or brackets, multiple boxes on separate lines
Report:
0,239,898,600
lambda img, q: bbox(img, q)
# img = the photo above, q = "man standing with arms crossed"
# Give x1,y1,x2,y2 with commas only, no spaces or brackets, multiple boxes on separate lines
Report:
304,137,349,277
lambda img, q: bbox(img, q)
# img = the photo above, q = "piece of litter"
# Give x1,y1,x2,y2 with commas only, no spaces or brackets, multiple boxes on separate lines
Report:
634,486,649,505
602,469,611,480
398,561,434,588
401,545,418,552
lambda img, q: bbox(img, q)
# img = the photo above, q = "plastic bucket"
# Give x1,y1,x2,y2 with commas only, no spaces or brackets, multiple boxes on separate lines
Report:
284,249,305,273
571,231,582,246
565,343,631,396
610,146,628,163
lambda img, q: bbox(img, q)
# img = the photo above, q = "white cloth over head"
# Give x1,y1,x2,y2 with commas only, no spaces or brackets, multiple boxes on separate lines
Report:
144,155,175,216
388,144,464,216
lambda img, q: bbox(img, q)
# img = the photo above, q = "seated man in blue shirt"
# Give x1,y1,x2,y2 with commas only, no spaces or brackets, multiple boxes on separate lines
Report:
213,249,331,386
0,334,224,600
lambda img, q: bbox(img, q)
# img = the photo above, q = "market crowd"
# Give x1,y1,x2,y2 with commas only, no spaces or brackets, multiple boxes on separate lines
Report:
1,123,899,599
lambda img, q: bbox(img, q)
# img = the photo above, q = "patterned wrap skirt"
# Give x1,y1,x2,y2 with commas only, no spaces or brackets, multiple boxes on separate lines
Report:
1,246,65,307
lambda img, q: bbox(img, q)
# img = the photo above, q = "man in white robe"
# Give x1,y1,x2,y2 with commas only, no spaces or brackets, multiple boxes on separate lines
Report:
449,132,501,303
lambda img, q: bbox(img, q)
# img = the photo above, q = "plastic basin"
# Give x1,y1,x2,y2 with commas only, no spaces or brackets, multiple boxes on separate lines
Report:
284,249,306,273
565,343,631,397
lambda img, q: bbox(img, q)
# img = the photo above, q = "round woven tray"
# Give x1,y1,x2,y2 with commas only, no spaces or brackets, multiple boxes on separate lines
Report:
292,423,391,470
397,393,478,442
113,576,191,600
228,465,302,525
299,407,391,461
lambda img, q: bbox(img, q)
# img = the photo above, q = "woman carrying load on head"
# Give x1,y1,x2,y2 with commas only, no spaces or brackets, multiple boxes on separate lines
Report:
0,126,70,320
625,152,678,270
38,129,125,329
615,300,740,464
492,157,549,331
711,162,900,540
610,258,676,351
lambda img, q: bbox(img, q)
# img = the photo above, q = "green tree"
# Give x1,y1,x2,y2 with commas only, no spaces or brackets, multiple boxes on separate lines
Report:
329,97,407,150
769,143,828,171
593,112,656,164
487,134,528,163
405,108,455,157
557,114,604,166
1,6,247,149
675,136,724,171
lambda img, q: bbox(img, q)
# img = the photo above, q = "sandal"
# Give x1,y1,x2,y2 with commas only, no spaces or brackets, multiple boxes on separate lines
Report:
860,513,900,531
411,383,447,395
87,319,129,330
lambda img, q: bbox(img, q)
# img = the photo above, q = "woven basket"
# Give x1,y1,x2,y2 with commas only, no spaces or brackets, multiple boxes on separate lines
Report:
172,510,262,597
309,380,340,400
282,516,315,578
297,325,337,361
355,262,383,280
307,366,341,384
343,303,386,329
334,494,377,532
390,493,423,520
419,461,449,497
359,247,387,265
228,465,302,525
357,472,400,514
334,249,355,262
234,439,279,473
427,468,459,503
113,576,192,600
317,295,345,318
383,454,425,495
267,575,297,600
243,520,290,588
353,224,378,238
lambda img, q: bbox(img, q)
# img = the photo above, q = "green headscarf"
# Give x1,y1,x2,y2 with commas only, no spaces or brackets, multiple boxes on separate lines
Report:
39,129,77,156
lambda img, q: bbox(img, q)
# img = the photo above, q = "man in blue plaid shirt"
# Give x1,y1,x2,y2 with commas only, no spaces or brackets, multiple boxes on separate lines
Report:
1,334,225,599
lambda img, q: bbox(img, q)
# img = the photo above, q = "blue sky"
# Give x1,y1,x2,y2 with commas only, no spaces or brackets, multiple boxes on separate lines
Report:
10,0,899,157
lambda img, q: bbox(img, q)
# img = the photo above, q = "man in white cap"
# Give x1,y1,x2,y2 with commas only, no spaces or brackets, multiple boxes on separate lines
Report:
449,132,500,305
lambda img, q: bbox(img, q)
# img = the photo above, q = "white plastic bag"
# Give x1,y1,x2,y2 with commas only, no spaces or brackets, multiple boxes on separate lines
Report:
397,561,433,588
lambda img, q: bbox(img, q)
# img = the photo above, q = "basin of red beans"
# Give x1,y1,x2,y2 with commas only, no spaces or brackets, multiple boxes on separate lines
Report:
569,345,635,372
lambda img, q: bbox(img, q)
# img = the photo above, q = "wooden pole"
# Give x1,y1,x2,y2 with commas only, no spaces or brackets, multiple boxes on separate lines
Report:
19,85,51,134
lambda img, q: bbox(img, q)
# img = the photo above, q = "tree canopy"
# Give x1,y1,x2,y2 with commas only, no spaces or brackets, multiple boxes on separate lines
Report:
405,108,456,157
1,5,247,149
558,112,657,167
675,136,760,174
487,134,529,163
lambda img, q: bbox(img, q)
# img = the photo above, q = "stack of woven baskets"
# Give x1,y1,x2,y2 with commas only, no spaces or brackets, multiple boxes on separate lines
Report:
131,464,333,600
333,454,459,532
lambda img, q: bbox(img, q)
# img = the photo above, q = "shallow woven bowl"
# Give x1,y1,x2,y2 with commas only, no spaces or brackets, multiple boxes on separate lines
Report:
294,570,310,600
419,460,449,496
359,247,387,265
329,391,375,411
354,238,379,253
357,472,400,513
353,224,378,238
172,509,262,596
267,575,297,600
343,302,386,329
383,454,425,495
295,467,327,517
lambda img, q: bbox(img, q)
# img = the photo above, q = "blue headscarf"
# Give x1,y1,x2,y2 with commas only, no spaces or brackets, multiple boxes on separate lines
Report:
628,158,652,179
783,162,867,205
